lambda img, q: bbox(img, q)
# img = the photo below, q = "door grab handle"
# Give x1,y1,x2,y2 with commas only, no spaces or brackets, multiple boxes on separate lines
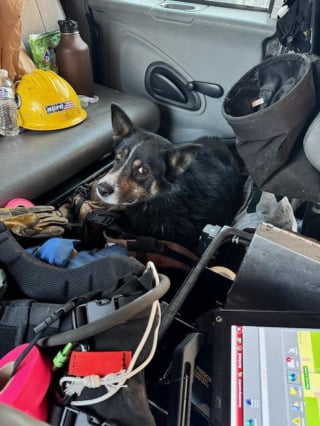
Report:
187,81,224,98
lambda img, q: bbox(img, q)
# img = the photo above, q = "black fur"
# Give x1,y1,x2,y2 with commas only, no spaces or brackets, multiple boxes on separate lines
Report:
97,104,243,250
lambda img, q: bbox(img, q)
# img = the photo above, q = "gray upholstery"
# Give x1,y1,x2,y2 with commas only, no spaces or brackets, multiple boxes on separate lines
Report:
21,0,65,52
0,84,160,206
0,0,158,207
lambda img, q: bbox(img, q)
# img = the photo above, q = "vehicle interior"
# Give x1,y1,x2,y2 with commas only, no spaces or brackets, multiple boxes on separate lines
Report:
1,0,320,425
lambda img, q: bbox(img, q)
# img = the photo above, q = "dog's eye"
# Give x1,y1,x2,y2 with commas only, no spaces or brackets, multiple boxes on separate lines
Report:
136,165,149,177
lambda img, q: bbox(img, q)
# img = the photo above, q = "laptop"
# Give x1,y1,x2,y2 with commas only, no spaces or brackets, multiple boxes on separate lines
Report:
211,309,320,426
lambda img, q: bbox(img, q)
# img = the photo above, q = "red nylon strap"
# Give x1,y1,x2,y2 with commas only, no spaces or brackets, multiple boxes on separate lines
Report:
68,351,132,376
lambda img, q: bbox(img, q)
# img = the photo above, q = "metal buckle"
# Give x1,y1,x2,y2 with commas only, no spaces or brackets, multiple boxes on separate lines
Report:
60,405,114,426
60,406,88,426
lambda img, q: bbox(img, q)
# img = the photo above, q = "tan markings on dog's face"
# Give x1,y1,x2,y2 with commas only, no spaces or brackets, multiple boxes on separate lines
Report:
150,181,159,195
115,148,129,162
133,159,142,168
118,175,148,203
96,138,168,207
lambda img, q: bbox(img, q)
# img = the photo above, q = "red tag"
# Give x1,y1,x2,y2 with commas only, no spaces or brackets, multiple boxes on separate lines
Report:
68,351,132,376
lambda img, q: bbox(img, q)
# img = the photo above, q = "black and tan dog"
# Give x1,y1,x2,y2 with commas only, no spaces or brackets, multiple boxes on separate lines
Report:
96,104,243,250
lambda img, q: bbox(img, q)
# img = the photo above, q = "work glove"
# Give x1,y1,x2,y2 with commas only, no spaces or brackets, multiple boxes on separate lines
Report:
0,205,69,238
58,181,106,222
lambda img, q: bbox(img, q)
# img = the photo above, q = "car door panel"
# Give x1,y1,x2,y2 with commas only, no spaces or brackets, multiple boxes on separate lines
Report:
83,0,276,142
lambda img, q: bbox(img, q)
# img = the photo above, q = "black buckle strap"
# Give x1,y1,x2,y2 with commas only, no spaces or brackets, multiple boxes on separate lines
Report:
37,272,170,348
85,210,121,230
127,236,197,268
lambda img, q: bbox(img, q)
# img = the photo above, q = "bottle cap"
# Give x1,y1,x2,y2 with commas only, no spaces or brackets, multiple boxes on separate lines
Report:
58,19,79,34
0,69,9,78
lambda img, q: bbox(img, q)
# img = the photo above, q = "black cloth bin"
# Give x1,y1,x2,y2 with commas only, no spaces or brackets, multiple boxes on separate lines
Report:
222,53,316,188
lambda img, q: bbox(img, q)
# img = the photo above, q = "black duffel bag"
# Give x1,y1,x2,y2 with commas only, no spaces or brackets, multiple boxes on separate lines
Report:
0,263,170,426
222,53,316,188
0,221,147,303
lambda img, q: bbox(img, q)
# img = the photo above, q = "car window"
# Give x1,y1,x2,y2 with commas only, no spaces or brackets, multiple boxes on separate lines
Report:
170,0,276,12
202,0,270,9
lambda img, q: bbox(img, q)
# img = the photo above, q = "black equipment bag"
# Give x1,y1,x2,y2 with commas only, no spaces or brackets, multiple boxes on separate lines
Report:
0,263,170,426
222,53,316,189
0,221,171,425
0,221,146,303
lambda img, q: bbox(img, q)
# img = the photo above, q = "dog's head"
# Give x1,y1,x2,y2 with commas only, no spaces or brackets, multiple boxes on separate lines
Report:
96,104,201,209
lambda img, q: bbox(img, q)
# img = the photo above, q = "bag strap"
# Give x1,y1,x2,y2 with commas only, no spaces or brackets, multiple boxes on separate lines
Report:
11,289,106,376
11,264,169,376
84,209,199,271
37,269,170,347
110,235,199,272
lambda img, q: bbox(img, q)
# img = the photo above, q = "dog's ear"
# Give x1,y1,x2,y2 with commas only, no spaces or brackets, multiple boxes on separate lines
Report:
167,143,202,175
111,103,134,142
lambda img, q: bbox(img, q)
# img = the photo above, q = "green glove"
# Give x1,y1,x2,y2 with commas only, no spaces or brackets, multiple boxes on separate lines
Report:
0,205,69,238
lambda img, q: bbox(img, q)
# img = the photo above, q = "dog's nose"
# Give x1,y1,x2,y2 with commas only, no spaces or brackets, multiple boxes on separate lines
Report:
97,182,114,197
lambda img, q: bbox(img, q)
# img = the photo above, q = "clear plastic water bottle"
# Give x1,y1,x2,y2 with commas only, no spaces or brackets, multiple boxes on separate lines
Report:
0,69,19,136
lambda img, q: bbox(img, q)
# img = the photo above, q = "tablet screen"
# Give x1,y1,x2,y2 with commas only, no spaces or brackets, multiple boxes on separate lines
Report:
230,325,320,426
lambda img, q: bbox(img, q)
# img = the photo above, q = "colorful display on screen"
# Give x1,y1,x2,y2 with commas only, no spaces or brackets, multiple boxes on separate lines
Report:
230,326,320,426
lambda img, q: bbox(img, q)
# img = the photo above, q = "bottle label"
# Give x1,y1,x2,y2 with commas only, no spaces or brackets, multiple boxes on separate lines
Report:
0,87,14,100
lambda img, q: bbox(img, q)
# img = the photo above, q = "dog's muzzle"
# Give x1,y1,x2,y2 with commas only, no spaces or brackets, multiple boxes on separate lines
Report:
96,182,114,199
